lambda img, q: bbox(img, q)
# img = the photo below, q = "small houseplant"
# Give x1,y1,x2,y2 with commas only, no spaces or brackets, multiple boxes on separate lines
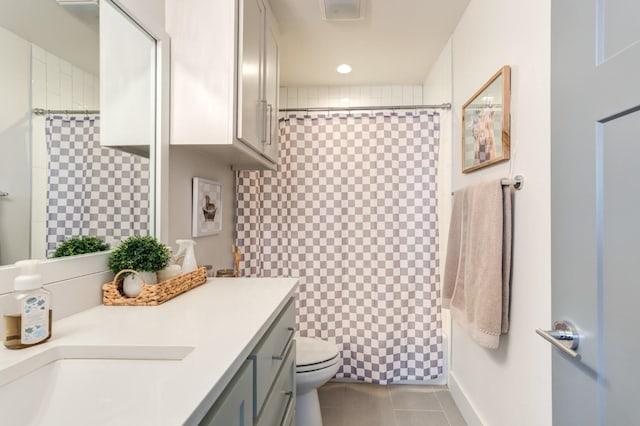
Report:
108,236,171,297
52,236,110,258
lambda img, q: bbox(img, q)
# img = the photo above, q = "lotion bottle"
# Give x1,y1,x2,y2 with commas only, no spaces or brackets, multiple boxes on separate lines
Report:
3,260,52,349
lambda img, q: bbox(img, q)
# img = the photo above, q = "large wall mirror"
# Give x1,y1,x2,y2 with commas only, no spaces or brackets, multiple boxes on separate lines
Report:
0,0,168,280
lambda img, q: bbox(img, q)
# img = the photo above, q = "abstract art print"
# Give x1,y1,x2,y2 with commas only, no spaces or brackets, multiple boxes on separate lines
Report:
462,65,511,173
192,177,222,237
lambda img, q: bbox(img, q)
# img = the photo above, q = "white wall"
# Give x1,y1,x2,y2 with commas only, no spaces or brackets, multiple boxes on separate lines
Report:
424,0,552,424
168,148,235,274
280,84,423,109
120,0,165,28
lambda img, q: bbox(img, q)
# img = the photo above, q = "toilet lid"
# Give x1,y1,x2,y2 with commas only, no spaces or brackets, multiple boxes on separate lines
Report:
296,337,340,372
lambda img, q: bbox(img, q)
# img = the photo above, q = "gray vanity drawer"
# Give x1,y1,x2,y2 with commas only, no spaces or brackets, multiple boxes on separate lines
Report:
199,359,253,426
256,340,296,426
251,297,295,417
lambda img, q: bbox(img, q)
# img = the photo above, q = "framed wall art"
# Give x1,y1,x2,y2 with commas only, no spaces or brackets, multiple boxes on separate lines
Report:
192,177,222,237
462,65,511,173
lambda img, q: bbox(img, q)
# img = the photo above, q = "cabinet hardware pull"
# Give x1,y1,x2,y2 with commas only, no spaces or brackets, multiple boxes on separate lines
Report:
272,327,295,360
266,103,273,145
261,100,268,145
280,389,295,426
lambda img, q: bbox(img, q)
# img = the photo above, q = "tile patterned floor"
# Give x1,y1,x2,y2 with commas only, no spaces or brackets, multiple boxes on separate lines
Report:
318,382,467,426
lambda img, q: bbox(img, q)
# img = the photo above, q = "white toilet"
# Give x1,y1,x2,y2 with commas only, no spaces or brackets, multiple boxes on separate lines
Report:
295,336,341,426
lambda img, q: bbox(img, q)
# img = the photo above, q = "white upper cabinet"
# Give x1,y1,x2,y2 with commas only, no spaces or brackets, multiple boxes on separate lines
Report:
100,0,156,158
166,0,279,169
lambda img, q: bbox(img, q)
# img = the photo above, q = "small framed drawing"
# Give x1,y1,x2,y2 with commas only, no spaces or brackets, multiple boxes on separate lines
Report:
462,65,511,173
192,177,222,237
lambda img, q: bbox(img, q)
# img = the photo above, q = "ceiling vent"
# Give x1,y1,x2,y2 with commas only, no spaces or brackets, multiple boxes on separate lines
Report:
320,0,366,21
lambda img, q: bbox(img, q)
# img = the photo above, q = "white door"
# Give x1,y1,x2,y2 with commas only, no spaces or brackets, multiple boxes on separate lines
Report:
0,28,30,265
550,0,640,424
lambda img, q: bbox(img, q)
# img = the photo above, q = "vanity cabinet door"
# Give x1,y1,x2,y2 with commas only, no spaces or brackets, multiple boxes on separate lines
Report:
199,359,254,426
237,0,265,153
256,341,295,426
251,298,295,417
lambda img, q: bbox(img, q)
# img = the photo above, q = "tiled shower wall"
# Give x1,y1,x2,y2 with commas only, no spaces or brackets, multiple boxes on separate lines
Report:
30,45,99,259
279,85,423,110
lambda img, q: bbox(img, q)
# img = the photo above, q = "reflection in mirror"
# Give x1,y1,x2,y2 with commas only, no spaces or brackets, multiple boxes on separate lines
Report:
0,0,155,266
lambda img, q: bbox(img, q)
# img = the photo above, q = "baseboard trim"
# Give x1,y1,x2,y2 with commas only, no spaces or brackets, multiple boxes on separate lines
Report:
448,371,486,426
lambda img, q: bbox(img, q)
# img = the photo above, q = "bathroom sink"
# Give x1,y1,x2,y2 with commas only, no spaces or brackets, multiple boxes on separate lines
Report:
0,345,194,425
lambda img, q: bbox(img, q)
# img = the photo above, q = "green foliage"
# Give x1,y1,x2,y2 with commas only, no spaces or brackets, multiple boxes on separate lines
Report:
52,236,110,258
108,236,170,274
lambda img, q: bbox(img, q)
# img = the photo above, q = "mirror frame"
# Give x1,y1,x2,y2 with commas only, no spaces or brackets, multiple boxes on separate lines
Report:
0,0,169,294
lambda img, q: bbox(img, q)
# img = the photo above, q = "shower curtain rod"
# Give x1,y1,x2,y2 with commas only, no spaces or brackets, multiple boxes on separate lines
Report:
32,108,100,116
279,103,452,113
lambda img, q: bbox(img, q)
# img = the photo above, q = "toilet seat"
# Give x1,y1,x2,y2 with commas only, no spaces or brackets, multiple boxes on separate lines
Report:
296,337,340,373
295,337,341,426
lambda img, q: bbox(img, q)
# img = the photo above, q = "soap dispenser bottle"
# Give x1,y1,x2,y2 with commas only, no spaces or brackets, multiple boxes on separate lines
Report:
3,260,52,349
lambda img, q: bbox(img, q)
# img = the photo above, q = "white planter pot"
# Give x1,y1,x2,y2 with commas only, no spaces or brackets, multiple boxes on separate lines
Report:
123,271,157,297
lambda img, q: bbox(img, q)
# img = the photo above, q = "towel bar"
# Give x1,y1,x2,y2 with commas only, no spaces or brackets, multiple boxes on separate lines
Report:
451,175,524,196
501,175,524,190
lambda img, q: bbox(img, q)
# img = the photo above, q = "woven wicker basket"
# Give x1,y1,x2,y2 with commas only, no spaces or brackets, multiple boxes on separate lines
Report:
102,266,208,306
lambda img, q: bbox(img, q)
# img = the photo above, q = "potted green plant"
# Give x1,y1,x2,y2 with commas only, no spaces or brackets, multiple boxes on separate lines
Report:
52,235,110,258
108,236,171,297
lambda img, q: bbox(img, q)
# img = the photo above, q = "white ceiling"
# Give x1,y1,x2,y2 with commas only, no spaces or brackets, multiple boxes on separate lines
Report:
269,0,470,87
0,0,99,75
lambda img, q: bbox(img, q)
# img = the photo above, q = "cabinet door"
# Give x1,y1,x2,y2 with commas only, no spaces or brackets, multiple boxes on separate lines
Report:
263,20,279,163
256,341,295,426
100,0,156,157
237,0,264,154
251,299,295,416
199,359,253,426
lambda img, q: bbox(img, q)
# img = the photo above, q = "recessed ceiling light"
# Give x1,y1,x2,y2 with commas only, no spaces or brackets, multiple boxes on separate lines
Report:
337,64,352,74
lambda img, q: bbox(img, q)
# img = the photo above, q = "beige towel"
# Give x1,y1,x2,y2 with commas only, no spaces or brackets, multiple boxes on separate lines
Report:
443,180,513,349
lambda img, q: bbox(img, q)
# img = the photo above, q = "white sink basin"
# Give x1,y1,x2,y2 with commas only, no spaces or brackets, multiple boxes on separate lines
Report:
0,345,194,425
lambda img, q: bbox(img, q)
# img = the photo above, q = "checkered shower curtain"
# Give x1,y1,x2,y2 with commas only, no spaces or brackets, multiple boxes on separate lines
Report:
236,111,443,383
46,115,149,255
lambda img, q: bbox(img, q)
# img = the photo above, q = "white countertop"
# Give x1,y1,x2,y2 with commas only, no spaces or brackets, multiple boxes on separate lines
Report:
0,277,298,425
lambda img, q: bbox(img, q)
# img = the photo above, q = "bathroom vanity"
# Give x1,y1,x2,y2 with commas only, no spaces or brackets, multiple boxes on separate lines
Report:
0,277,298,425
201,289,296,426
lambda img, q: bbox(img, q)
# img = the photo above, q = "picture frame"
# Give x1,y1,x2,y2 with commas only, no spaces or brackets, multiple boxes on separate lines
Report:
462,65,511,173
192,177,222,237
